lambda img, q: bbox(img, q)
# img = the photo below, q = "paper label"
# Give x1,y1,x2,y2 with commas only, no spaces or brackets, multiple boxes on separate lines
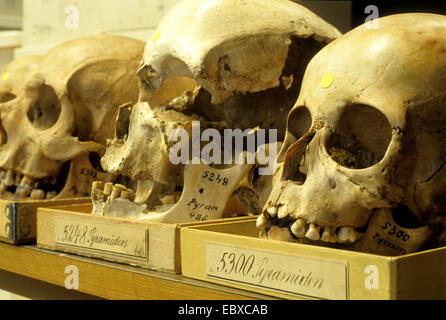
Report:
205,242,348,300
54,216,148,261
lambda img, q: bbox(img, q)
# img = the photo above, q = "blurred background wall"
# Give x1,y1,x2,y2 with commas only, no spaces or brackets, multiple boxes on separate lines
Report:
0,0,353,69
0,0,22,71
2,1,446,69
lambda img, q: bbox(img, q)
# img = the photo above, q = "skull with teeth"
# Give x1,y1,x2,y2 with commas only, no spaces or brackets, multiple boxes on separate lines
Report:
0,35,145,201
95,0,341,223
258,13,446,256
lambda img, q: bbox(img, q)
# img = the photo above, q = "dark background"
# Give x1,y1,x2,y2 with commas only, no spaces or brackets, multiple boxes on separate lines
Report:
352,1,446,28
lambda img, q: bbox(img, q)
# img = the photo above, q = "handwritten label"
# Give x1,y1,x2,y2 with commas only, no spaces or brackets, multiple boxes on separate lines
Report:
79,167,98,179
205,242,348,300
372,219,411,255
352,209,430,256
202,171,229,186
187,198,218,222
54,216,148,261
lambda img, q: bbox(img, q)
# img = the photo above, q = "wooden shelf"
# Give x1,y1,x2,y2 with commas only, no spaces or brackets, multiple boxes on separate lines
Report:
0,242,275,300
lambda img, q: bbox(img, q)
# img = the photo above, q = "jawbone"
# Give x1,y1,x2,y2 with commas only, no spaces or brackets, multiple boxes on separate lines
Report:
91,162,253,223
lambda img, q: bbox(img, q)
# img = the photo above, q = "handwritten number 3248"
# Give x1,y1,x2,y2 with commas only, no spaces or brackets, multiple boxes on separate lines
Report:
202,171,228,186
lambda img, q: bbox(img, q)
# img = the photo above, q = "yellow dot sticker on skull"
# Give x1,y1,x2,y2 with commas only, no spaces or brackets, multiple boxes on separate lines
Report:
321,72,335,89
1,72,10,81
151,32,161,44
31,68,38,76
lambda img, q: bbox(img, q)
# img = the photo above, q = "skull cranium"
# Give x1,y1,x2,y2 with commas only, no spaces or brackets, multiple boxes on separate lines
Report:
258,13,446,256
0,35,145,200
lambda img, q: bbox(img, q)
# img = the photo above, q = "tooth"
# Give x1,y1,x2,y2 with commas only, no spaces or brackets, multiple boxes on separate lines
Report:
290,219,306,237
337,227,351,243
351,230,363,243
4,170,14,186
278,206,289,219
321,226,338,243
46,191,57,199
15,173,23,186
337,227,362,243
266,206,278,216
120,189,135,201
103,183,113,196
91,182,105,201
20,175,34,188
110,184,126,201
256,214,268,228
305,223,321,241
31,189,45,200
16,187,31,197
160,195,176,205
92,181,104,191
267,226,294,242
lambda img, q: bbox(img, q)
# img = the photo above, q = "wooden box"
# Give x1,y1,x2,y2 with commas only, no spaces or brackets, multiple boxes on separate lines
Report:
181,219,446,300
37,203,251,273
0,198,90,244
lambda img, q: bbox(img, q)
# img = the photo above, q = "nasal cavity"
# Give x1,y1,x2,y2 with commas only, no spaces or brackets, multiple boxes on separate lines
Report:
287,106,312,142
0,121,6,146
281,106,313,184
115,103,133,141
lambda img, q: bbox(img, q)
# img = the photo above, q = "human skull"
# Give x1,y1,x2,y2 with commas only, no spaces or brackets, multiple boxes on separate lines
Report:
0,55,41,106
96,0,341,223
0,35,145,200
258,13,446,256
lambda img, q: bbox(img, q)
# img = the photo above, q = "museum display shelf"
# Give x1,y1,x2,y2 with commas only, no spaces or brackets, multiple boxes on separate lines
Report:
0,242,275,300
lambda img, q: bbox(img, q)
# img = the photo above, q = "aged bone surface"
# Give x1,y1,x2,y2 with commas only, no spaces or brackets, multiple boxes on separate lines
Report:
0,35,145,200
95,0,341,223
258,13,446,256
92,161,252,223
138,0,340,140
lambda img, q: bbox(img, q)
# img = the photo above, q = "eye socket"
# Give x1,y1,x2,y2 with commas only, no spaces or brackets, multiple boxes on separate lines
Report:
149,76,197,108
0,92,16,103
326,104,392,169
27,84,61,130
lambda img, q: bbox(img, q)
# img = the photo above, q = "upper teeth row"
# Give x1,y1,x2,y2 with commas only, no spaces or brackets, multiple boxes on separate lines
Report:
0,169,57,199
257,205,363,244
